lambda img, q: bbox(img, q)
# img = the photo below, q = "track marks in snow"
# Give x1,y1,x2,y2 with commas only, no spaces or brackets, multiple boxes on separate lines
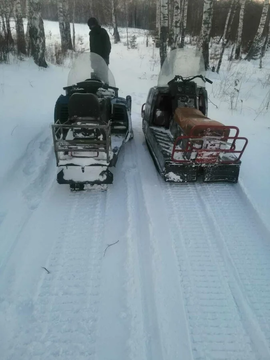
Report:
0,129,55,271
164,183,267,360
8,190,107,360
124,140,163,360
126,128,194,360
195,183,270,358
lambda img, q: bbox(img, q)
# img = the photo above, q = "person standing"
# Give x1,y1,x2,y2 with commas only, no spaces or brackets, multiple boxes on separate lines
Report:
87,17,111,65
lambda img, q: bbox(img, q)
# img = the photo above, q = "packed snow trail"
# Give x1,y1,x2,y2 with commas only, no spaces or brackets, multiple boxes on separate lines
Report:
1,125,270,360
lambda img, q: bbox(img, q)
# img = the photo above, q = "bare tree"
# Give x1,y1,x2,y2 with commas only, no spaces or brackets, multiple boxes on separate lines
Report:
234,0,246,60
28,0,47,67
199,0,213,70
112,0,120,43
216,0,237,73
156,0,161,33
72,0,75,50
15,0,26,54
180,0,188,48
260,12,270,68
0,0,14,50
58,0,73,52
160,0,169,66
171,0,181,49
246,0,270,61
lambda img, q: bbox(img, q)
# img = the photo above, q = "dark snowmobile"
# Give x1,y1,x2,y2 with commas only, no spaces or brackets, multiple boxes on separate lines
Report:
52,53,133,190
142,49,248,183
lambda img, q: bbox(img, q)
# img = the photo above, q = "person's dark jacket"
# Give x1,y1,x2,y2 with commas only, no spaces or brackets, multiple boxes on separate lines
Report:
89,26,111,65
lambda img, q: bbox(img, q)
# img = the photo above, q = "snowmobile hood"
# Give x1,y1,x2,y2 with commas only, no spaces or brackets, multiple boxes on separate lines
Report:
158,48,206,87
67,52,116,87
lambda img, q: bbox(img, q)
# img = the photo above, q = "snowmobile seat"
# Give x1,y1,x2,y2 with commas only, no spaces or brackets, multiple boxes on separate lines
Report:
68,93,101,121
174,107,229,137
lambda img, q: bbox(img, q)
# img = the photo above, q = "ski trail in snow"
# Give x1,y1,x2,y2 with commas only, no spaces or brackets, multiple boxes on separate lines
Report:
7,190,107,360
195,183,270,358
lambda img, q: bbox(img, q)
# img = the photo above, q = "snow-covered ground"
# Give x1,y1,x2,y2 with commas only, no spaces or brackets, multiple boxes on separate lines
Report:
0,21,270,360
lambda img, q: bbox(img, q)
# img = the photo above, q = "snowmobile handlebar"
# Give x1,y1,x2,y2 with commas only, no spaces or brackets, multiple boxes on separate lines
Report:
63,80,119,92
168,75,213,85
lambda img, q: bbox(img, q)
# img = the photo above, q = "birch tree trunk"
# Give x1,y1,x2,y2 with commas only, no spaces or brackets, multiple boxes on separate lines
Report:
28,0,47,68
259,15,270,68
160,0,169,66
25,0,30,53
216,0,237,73
89,0,93,14
1,1,14,49
125,0,129,48
180,0,188,48
15,0,26,54
112,0,120,43
58,0,73,53
246,0,269,61
156,0,161,33
72,0,75,51
199,0,213,70
171,0,181,49
234,0,246,60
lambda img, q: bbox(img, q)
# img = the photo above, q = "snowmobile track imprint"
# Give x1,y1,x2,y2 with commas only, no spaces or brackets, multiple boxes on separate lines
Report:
8,190,107,360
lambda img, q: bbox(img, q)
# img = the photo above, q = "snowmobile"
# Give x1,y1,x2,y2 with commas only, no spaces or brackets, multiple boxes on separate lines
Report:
52,52,133,190
142,48,248,183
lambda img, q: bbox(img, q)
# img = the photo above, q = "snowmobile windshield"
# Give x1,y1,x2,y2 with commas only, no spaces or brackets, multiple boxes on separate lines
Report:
67,52,116,87
158,48,206,87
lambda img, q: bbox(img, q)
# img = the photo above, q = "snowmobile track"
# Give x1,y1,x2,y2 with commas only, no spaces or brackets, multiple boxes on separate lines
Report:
8,190,107,360
131,129,194,360
196,183,270,357
164,182,270,360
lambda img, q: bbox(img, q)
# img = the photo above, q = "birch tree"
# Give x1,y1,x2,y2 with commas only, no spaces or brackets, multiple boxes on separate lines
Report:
28,0,47,68
112,0,120,43
156,0,161,34
72,0,75,50
234,0,246,60
259,13,270,68
199,0,214,70
160,0,169,66
246,0,270,61
0,0,14,50
58,0,73,52
15,0,26,54
216,0,237,73
180,0,188,48
89,0,93,14
171,0,181,49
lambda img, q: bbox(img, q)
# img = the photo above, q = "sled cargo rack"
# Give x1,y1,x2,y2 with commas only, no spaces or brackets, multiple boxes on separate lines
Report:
52,119,111,165
172,125,248,164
